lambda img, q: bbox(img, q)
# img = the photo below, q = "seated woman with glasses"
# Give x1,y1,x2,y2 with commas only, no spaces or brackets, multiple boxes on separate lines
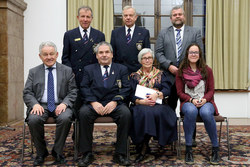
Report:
129,48,177,163
176,43,220,165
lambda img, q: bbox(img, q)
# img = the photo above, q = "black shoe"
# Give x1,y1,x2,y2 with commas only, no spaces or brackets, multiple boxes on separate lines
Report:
192,139,197,147
78,152,95,167
210,147,220,165
185,151,194,165
33,151,49,166
51,149,66,164
135,142,148,163
113,153,131,166
135,153,145,163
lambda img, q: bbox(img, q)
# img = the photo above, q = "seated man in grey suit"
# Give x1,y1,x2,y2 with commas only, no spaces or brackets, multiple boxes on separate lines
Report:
78,41,131,166
23,41,77,166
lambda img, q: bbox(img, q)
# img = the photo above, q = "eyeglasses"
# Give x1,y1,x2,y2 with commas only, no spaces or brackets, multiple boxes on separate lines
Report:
141,57,153,61
188,51,199,55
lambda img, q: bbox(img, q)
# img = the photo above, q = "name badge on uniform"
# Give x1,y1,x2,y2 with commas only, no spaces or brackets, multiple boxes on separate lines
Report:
117,79,122,88
136,43,142,51
74,38,81,41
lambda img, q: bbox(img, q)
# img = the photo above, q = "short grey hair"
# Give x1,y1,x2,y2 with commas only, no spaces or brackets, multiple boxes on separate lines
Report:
122,6,137,16
170,5,185,18
39,41,57,54
78,6,93,17
94,41,113,54
138,48,154,63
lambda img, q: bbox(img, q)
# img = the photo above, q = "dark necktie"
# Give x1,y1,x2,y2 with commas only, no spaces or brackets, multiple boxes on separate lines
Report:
47,67,55,112
103,65,109,88
83,29,88,44
176,29,182,65
126,28,131,43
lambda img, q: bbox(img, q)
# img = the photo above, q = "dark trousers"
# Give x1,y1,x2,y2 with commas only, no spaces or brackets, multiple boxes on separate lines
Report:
27,104,73,156
79,104,131,155
168,83,178,111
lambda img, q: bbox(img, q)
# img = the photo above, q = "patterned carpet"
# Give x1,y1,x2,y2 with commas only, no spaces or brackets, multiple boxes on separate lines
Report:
0,122,249,167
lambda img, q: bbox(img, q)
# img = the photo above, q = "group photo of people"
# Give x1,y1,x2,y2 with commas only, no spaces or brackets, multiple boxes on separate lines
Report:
23,4,224,166
0,0,239,166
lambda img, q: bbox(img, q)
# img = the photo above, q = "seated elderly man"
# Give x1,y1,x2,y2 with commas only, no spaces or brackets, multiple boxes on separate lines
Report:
23,41,77,166
78,41,131,166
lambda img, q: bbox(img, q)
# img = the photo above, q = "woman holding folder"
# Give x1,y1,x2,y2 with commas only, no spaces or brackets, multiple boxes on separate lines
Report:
129,48,177,163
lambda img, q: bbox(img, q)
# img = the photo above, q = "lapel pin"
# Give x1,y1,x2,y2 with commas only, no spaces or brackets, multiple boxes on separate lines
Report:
112,71,114,75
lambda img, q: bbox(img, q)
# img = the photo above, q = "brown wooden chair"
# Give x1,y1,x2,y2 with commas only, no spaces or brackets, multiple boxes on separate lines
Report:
178,115,230,160
21,117,78,164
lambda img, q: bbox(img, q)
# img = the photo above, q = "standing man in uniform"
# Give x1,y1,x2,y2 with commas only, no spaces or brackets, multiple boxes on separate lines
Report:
62,6,105,109
111,6,150,74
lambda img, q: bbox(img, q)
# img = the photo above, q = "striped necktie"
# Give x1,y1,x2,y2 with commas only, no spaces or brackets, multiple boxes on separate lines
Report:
103,65,109,88
176,29,182,65
83,29,88,44
126,28,131,43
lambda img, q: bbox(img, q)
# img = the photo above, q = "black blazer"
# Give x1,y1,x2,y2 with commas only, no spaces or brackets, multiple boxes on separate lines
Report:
80,63,130,106
110,26,150,74
62,27,105,86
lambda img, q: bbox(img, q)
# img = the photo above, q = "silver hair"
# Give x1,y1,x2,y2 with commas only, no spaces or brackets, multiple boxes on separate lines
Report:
122,5,137,16
94,41,113,54
170,5,185,18
138,48,154,63
78,6,93,17
39,41,57,54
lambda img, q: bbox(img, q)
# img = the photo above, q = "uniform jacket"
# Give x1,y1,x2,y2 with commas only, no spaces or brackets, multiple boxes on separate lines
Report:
110,26,150,74
80,63,130,106
62,27,105,86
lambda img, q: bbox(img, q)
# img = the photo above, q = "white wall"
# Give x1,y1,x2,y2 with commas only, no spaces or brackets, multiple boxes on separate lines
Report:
24,0,67,80
23,0,250,119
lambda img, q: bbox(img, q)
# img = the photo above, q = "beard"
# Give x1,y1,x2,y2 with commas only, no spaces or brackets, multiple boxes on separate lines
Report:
172,20,184,28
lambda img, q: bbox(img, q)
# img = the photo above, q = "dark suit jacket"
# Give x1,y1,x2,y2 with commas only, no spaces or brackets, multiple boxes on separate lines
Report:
62,27,105,86
155,25,203,83
80,63,130,106
23,62,78,113
110,26,150,74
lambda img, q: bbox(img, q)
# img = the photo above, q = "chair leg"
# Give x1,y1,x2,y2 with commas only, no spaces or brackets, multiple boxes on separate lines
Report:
219,121,222,146
126,137,130,160
21,121,26,164
74,119,78,161
225,117,230,160
30,130,34,154
177,117,181,158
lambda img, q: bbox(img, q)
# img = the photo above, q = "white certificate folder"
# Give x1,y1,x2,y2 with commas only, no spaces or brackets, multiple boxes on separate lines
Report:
135,84,162,104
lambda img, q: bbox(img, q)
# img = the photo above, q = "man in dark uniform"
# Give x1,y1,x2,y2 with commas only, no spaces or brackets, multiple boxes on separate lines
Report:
111,6,150,74
78,41,131,166
62,5,105,109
